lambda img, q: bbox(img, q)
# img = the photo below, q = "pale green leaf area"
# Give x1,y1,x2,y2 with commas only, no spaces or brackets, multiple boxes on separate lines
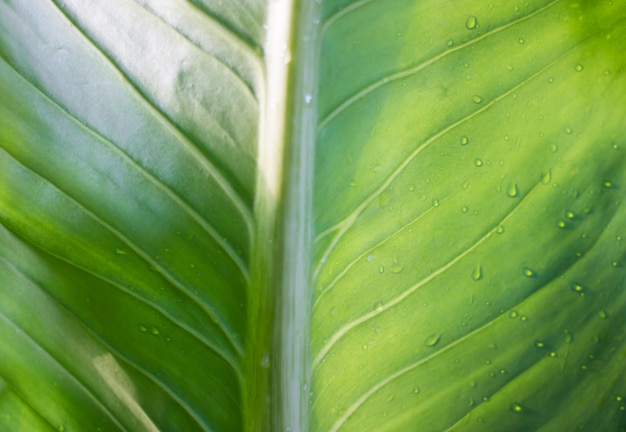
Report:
0,0,625,430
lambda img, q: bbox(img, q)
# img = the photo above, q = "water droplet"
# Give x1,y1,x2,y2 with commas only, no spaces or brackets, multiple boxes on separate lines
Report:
571,282,584,294
58,426,65,432
424,333,441,347
373,164,382,173
139,324,148,333
261,354,270,368
603,180,614,189
330,308,337,316
390,256,403,274
472,265,483,281
304,93,313,104
374,301,384,312
509,310,519,318
599,309,608,319
461,206,469,213
115,248,126,255
575,64,584,72
510,402,524,413
367,254,374,263
564,330,574,344
541,170,552,185
378,265,385,273
413,386,420,394
507,183,519,197
466,15,478,29
523,267,536,278
432,198,440,207
362,343,368,351
518,37,525,44
151,326,160,336
550,143,559,153
564,127,573,134
460,135,469,145
535,340,545,348
472,95,483,104
565,210,577,220
474,158,483,167
496,225,505,234
556,220,568,229
446,39,454,47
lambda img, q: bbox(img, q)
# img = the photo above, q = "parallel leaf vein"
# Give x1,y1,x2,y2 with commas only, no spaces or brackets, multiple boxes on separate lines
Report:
317,0,561,129
313,43,571,281
0,308,130,432
0,149,245,360
327,190,624,431
313,181,537,369
48,0,255,230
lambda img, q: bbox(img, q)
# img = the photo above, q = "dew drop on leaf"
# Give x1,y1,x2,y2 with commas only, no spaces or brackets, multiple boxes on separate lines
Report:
508,310,519,319
261,354,270,368
471,265,483,281
575,63,584,72
523,267,536,278
510,402,524,413
378,265,385,274
466,15,478,29
139,324,148,333
556,220,568,229
367,254,374,263
571,282,584,294
432,198,440,207
474,158,483,167
413,386,420,394
599,309,609,319
115,248,126,255
424,333,441,347
541,170,552,185
535,340,545,348
506,183,519,197
374,301,384,312
390,257,403,274
460,135,469,145
472,95,483,104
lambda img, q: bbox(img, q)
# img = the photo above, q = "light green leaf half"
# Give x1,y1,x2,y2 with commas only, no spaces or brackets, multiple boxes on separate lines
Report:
1,0,625,431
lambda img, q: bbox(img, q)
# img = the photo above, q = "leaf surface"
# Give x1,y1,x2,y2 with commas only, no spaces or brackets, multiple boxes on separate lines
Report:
1,0,625,431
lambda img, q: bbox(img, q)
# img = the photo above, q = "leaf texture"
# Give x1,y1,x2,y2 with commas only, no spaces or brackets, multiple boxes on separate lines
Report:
0,0,267,430
311,0,626,430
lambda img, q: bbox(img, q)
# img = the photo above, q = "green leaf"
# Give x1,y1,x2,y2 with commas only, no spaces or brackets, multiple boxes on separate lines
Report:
1,0,625,431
